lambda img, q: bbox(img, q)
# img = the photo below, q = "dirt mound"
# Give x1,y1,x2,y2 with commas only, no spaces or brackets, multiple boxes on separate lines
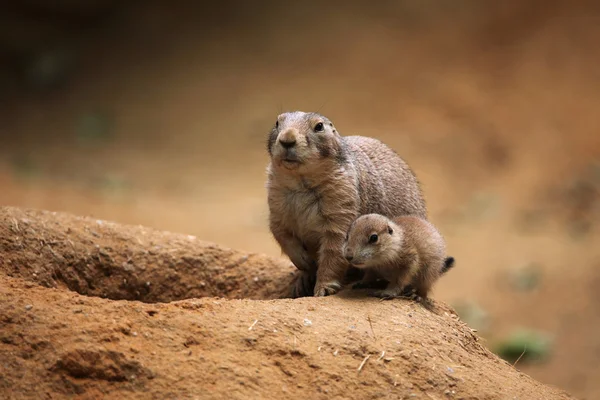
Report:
0,207,575,399
0,207,295,302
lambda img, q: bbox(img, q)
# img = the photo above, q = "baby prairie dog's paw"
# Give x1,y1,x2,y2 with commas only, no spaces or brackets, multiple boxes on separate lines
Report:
368,287,403,300
313,280,342,297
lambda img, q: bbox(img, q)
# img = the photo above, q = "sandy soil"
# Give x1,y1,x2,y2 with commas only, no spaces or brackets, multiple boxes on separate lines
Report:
0,206,575,400
2,1,600,398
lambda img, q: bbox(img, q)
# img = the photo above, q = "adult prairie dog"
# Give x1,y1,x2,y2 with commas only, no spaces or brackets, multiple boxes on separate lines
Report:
265,111,427,297
343,213,452,300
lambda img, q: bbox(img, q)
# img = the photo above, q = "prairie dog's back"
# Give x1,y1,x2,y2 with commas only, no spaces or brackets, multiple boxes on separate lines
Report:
344,136,427,219
393,216,446,260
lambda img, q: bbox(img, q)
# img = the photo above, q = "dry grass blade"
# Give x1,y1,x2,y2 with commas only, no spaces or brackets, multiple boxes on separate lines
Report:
513,345,527,367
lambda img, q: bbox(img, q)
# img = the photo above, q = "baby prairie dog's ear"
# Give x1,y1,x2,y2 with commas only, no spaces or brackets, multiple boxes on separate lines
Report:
387,225,393,235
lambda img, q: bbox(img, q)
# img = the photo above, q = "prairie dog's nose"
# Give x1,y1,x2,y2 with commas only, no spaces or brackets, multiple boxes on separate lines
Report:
345,254,353,262
278,130,297,149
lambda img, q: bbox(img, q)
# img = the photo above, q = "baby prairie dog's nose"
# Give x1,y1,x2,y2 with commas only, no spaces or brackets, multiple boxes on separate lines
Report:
345,253,353,262
278,129,297,149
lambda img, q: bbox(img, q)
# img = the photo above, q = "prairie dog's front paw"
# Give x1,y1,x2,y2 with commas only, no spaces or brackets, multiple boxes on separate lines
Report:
313,280,342,297
368,287,402,299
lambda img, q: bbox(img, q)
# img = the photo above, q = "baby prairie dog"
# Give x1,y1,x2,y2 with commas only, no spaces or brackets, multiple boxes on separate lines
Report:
343,214,451,300
266,111,428,297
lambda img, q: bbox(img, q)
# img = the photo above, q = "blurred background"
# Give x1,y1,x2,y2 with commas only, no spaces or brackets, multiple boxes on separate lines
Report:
1,0,599,398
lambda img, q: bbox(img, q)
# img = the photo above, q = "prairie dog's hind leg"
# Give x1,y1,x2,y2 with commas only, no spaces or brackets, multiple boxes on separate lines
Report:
369,260,418,300
412,268,436,303
291,270,317,298
368,282,403,299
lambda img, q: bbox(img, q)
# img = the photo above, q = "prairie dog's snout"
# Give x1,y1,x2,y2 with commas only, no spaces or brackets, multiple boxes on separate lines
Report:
278,128,298,149
343,243,353,261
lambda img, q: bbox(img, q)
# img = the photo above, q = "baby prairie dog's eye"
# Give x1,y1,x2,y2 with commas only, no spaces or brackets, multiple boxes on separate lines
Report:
314,122,324,132
275,120,279,129
368,234,378,244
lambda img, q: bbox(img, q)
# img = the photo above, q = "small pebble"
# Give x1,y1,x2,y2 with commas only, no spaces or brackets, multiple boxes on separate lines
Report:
303,319,312,327
24,305,33,311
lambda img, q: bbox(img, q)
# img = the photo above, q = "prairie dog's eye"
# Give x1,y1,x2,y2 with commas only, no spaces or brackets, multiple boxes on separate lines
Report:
314,122,324,132
275,120,279,129
388,227,393,235
368,234,378,244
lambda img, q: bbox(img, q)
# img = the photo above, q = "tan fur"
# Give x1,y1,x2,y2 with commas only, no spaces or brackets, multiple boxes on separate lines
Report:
266,111,427,297
342,214,447,300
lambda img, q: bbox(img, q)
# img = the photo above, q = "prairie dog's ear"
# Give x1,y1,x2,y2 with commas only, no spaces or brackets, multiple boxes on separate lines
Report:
388,225,393,235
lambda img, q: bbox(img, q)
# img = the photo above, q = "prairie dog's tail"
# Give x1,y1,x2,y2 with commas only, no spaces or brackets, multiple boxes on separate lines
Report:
441,256,455,274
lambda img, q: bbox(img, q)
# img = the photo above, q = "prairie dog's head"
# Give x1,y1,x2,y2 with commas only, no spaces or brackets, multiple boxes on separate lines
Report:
267,111,343,172
342,214,403,268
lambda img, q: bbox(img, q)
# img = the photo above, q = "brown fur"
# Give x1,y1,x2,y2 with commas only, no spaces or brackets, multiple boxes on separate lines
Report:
343,214,447,300
266,111,427,297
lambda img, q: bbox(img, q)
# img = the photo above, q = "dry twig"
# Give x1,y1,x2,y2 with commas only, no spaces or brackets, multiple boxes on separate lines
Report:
357,355,371,373
367,315,376,339
248,319,258,331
